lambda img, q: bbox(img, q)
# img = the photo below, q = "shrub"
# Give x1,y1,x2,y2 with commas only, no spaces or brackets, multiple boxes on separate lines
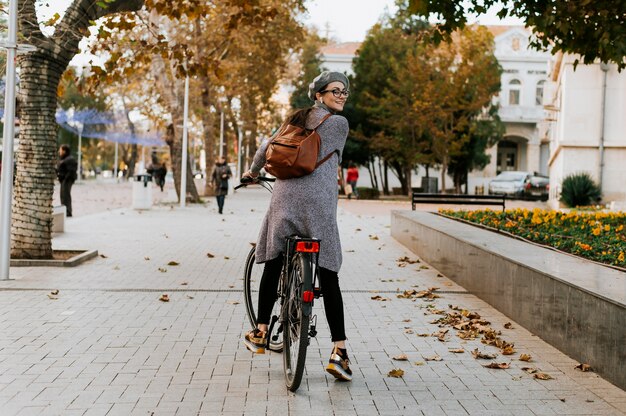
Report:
560,172,601,207
356,187,380,200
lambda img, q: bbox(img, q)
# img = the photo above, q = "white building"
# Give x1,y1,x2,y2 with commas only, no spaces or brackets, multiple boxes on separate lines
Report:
471,26,551,192
319,27,552,193
544,54,626,207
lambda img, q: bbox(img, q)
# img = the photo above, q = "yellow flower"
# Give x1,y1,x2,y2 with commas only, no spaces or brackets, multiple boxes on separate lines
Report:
592,227,602,236
618,252,625,262
604,225,610,232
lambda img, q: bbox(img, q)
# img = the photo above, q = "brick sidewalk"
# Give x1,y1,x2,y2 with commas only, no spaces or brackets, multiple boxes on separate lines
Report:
1,188,624,415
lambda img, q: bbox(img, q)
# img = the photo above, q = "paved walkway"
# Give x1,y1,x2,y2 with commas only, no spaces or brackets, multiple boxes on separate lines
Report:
1,184,624,415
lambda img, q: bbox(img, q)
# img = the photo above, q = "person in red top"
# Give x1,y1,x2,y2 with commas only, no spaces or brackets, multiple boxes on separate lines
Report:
346,164,359,199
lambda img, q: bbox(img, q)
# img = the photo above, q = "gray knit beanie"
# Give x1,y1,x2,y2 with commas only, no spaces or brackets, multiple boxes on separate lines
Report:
307,71,350,101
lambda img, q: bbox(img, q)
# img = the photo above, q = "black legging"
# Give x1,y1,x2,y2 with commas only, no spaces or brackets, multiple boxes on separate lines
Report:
257,254,346,342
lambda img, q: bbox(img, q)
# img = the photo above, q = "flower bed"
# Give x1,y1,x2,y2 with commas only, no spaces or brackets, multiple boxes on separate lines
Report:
440,208,626,268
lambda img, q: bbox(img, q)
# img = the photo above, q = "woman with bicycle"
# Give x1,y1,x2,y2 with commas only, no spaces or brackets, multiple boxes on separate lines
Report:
242,71,353,381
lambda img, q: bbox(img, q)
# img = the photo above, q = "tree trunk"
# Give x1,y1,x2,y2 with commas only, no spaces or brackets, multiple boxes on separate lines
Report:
383,160,390,195
151,56,200,203
441,155,448,194
200,85,216,196
367,156,378,190
11,54,61,258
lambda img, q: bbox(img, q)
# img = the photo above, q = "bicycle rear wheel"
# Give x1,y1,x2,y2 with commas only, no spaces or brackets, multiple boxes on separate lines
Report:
243,246,283,352
283,252,312,392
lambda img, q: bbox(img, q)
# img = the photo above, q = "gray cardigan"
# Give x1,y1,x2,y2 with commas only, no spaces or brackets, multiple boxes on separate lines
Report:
250,107,349,272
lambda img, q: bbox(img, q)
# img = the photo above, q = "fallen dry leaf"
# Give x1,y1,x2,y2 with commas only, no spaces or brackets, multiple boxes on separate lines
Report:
522,367,538,374
483,362,510,369
534,372,553,380
50,289,59,295
519,354,532,362
417,333,430,337
402,319,412,322
472,349,498,359
158,267,167,273
159,294,170,302
369,235,379,240
227,300,239,305
504,322,513,329
423,354,442,361
414,361,424,366
355,228,362,232
186,295,194,299
224,256,230,260
575,363,592,372
206,252,215,258
167,261,180,266
371,295,390,301
180,282,188,286
501,345,516,355
448,348,465,353
99,254,108,258
404,329,414,334
387,369,404,378
420,265,429,270
392,354,408,361
144,256,150,261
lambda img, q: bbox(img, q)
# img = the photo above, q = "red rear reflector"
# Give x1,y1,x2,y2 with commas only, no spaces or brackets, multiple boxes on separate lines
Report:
303,290,314,303
296,241,319,253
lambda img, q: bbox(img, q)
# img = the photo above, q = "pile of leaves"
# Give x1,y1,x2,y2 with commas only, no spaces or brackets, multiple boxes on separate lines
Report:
440,208,626,268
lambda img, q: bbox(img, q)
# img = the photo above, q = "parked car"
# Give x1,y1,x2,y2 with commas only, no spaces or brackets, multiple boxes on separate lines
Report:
523,174,549,201
488,171,531,197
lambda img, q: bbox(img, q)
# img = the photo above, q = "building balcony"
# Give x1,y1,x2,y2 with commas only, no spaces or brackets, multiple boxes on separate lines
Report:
498,105,545,123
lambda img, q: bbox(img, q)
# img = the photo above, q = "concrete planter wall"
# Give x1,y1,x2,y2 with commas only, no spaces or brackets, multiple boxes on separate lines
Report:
391,210,626,390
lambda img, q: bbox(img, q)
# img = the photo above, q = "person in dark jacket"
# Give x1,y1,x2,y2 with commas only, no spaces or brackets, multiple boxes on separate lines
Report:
57,144,78,217
211,157,232,214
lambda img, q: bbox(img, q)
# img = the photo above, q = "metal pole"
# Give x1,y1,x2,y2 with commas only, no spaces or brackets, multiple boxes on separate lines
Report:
180,76,189,208
237,129,242,181
219,111,224,159
0,0,18,280
77,125,83,181
114,141,118,182
598,63,609,193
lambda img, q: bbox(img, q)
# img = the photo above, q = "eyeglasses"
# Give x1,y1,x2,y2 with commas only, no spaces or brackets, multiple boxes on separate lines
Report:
320,89,350,98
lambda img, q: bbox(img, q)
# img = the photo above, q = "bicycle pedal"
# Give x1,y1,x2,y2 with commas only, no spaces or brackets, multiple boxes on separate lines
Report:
309,325,317,338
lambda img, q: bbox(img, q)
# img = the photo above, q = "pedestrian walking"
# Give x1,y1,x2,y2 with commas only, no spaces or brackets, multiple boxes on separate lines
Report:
57,144,78,217
211,156,232,214
242,71,353,381
346,163,359,199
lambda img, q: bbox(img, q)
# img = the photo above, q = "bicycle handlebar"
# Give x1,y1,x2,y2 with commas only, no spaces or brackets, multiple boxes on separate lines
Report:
235,176,276,190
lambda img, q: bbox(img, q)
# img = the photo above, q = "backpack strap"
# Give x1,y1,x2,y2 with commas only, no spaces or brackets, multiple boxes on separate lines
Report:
315,150,337,168
312,113,332,130
313,113,335,168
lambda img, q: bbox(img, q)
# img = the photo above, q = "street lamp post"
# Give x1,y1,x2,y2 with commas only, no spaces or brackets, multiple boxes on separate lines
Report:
0,0,19,280
180,75,190,208
76,123,83,181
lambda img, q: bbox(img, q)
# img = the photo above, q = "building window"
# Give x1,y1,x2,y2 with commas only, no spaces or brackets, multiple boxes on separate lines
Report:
509,79,521,106
536,80,546,105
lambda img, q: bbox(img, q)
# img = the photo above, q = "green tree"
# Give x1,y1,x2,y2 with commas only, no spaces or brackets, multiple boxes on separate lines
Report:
351,19,424,194
408,0,626,70
289,30,326,110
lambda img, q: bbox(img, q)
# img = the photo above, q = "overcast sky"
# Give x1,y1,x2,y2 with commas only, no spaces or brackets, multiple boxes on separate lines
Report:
44,0,524,45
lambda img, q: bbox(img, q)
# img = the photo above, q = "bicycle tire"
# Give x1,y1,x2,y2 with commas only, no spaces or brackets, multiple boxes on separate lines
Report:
243,246,283,352
283,252,312,392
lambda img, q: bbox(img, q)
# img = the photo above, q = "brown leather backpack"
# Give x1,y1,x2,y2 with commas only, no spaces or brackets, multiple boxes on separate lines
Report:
264,113,335,180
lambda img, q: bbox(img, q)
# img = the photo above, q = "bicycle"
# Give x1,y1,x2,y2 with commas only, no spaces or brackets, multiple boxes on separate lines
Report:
236,176,322,392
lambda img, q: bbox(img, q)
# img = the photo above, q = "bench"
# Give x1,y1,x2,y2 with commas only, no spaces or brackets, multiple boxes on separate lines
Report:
412,193,506,211
52,205,66,233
